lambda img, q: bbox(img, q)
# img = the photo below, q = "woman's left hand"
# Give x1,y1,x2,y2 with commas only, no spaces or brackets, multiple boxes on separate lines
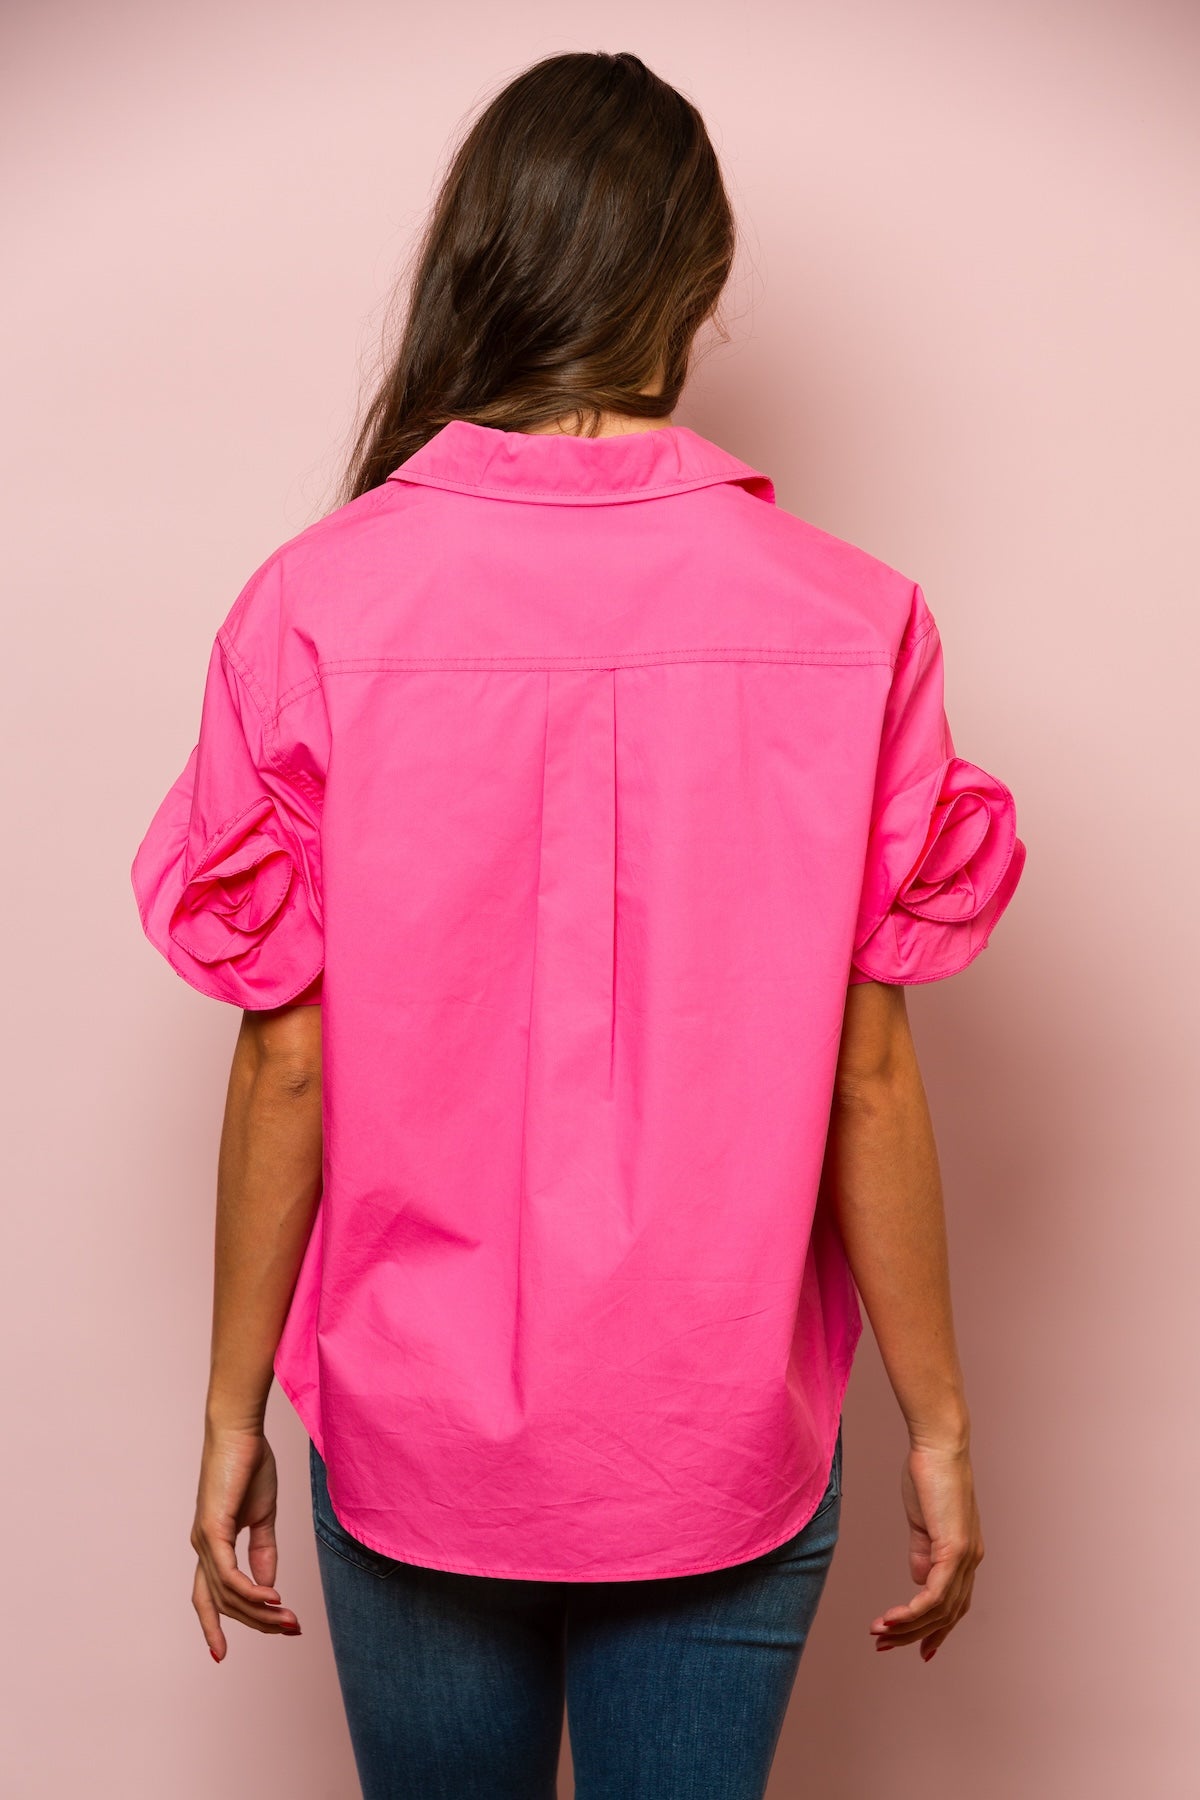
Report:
190,1424,302,1662
869,1438,984,1661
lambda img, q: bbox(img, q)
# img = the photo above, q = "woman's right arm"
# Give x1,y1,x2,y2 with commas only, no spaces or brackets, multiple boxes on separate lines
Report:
824,978,985,1664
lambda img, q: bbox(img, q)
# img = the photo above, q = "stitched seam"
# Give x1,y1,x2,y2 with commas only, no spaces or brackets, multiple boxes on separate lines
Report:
184,794,276,871
387,470,763,503
276,673,324,715
313,648,895,674
850,933,991,985
217,628,273,722
217,633,324,806
266,743,323,806
164,949,325,1008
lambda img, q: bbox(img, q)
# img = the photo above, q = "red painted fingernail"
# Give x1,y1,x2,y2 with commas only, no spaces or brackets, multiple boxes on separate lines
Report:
210,1648,221,1662
281,1624,302,1635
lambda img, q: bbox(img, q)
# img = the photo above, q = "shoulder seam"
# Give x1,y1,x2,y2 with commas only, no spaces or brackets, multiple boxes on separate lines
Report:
216,627,323,803
216,626,273,725
305,648,896,680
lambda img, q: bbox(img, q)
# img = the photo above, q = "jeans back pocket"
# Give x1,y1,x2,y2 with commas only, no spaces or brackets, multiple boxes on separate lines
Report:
309,1438,400,1580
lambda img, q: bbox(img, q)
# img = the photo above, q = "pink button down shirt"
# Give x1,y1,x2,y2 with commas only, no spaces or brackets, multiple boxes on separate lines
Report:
132,421,1025,1580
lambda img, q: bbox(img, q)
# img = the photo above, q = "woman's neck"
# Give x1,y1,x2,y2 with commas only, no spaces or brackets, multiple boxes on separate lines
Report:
524,409,675,438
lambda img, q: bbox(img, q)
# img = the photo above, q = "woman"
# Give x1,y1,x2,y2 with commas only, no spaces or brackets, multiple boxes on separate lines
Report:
132,49,1024,1800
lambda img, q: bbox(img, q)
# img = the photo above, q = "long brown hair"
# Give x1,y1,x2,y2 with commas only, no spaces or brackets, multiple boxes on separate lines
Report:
334,52,736,505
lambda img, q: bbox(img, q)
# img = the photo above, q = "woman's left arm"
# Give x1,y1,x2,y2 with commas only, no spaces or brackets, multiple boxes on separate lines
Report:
191,1002,323,1663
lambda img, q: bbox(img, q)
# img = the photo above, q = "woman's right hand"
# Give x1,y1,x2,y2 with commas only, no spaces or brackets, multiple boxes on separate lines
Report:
191,1422,303,1662
868,1438,984,1661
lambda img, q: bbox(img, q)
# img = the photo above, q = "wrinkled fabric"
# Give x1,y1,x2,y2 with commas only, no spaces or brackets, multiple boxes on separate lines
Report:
132,632,324,1009
131,420,1025,1580
849,589,1026,984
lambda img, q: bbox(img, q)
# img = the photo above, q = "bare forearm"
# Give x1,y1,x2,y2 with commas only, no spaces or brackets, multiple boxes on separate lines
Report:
826,994,969,1449
206,1024,323,1432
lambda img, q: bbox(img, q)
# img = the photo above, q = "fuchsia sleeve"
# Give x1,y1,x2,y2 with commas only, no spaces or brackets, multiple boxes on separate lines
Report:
850,586,1025,985
131,631,324,1010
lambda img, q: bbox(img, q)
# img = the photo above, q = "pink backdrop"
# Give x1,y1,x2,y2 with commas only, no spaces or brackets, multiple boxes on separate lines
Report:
5,2,1197,1793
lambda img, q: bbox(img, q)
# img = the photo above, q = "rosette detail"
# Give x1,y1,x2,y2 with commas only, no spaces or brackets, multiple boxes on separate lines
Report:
852,756,1026,984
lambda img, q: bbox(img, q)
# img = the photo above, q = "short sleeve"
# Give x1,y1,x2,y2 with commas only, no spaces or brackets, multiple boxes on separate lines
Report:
131,631,324,1009
850,586,1026,986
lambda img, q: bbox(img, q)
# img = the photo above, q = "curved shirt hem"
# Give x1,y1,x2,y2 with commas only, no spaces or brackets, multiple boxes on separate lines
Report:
276,1309,863,1583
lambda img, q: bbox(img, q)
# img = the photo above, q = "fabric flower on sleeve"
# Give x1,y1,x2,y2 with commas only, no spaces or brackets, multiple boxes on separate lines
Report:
132,634,324,1009
851,755,1026,984
849,589,1026,986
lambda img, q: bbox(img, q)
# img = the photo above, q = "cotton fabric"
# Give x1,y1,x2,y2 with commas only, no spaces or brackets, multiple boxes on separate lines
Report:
131,420,1025,1579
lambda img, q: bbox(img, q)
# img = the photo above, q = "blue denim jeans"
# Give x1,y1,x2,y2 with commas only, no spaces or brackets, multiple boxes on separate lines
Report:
309,1421,842,1800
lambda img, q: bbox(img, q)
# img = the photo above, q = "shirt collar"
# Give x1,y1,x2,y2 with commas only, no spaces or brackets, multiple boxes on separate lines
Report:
386,419,775,507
